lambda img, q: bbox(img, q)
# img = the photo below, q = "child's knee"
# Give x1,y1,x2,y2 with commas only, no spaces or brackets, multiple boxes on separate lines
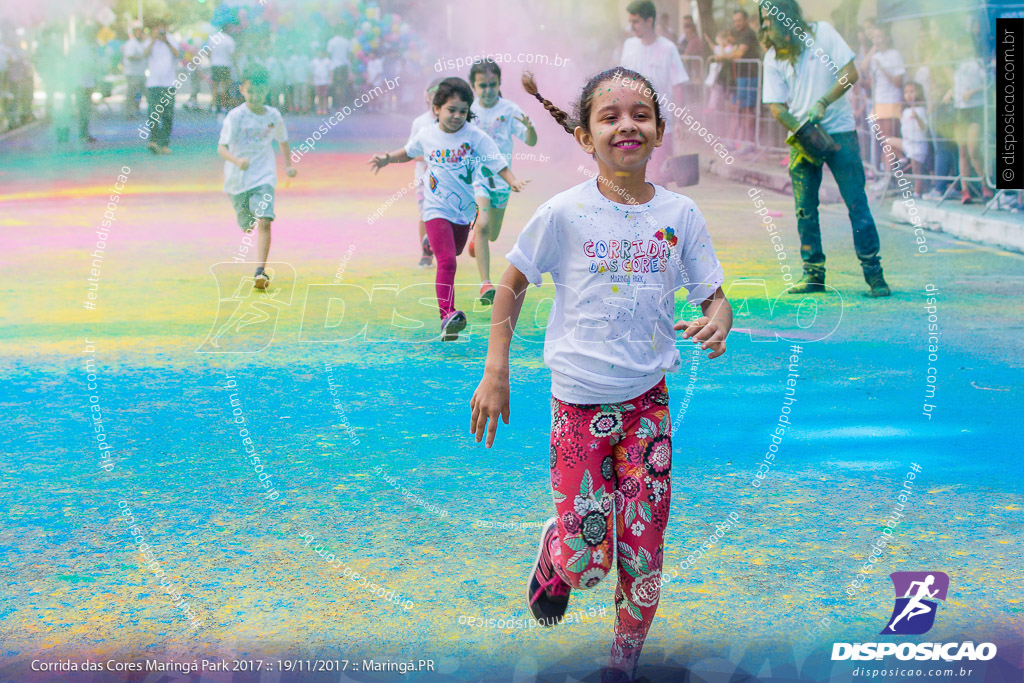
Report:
559,565,610,591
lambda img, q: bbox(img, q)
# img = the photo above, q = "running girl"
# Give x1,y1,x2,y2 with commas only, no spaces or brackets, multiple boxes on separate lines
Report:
466,59,538,305
369,77,527,341
469,69,732,682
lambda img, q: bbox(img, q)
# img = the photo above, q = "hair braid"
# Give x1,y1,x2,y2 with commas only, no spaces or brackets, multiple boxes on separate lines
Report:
521,71,575,134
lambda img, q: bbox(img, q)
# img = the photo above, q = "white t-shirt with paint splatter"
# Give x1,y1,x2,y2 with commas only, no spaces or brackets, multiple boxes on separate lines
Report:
404,122,506,225
507,178,724,404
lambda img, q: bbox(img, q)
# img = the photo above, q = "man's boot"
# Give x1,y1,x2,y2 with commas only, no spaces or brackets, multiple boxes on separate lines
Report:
787,269,826,294
864,267,891,298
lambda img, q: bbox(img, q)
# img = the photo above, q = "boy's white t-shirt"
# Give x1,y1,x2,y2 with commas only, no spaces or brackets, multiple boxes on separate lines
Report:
869,48,906,104
470,97,529,192
762,22,856,134
219,104,288,195
620,35,689,130
209,33,235,67
507,178,724,404
326,35,350,69
404,122,506,224
409,110,434,181
311,57,332,86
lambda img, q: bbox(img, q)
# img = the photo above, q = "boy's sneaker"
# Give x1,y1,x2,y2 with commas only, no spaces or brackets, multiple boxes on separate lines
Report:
922,189,944,201
440,310,467,341
527,517,572,627
478,281,496,306
254,267,270,291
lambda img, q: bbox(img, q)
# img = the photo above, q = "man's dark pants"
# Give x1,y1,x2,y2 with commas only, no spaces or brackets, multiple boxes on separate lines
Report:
789,130,882,280
146,86,175,147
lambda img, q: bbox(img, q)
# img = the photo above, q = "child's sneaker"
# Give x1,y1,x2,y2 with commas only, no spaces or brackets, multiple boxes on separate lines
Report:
440,310,466,341
254,267,270,290
527,517,571,627
478,281,496,306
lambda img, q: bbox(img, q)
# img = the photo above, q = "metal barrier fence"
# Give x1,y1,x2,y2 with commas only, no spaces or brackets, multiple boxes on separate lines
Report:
675,53,1009,212
860,58,997,210
678,56,789,159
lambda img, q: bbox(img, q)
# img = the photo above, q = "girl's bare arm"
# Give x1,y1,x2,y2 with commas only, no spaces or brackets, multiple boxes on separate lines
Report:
470,264,531,447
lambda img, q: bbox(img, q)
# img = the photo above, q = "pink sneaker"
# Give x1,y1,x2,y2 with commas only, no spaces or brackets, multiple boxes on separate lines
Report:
440,310,466,341
526,517,572,626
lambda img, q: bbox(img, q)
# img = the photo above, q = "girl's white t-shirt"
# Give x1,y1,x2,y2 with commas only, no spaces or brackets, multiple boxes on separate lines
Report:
900,106,929,163
409,110,434,181
470,97,529,193
404,122,506,224
507,178,724,404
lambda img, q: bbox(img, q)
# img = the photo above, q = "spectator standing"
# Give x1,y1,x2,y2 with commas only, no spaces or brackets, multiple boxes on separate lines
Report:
311,48,332,116
948,41,991,203
679,15,706,57
209,29,236,118
759,0,890,297
866,25,905,168
143,19,181,154
326,29,351,110
71,26,98,143
922,59,958,199
287,49,311,114
122,22,147,116
619,0,689,185
710,9,761,148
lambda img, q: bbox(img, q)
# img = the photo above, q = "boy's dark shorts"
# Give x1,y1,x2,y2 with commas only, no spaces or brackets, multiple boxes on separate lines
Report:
230,184,275,231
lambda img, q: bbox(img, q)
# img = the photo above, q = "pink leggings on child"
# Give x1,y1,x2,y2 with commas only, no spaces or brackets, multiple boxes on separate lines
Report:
424,218,471,319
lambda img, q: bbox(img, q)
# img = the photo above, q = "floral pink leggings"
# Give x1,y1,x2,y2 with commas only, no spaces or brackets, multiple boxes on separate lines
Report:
548,378,672,677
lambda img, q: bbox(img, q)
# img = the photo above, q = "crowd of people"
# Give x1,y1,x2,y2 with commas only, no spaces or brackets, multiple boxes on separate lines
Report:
0,1,425,146
625,2,998,206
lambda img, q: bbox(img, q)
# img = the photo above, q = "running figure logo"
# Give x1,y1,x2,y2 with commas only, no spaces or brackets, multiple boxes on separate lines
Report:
882,572,949,635
197,262,295,354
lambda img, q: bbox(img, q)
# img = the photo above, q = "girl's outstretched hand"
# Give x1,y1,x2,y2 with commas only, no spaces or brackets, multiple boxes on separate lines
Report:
675,315,728,359
508,178,529,192
368,154,389,173
470,372,510,448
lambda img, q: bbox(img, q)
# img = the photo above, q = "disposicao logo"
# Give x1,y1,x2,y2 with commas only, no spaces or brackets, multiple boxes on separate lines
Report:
831,572,997,662
883,571,948,635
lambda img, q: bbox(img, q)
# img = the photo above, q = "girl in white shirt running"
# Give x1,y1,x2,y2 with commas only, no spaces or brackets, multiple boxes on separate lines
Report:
369,77,527,341
470,68,733,683
466,58,538,306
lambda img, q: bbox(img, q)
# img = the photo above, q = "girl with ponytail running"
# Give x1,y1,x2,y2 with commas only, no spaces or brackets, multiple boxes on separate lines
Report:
469,69,733,682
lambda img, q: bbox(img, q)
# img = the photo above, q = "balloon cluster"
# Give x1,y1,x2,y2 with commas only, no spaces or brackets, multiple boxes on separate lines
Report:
346,2,424,82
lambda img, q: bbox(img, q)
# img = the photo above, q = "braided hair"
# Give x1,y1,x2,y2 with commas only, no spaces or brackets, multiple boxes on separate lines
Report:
521,67,664,136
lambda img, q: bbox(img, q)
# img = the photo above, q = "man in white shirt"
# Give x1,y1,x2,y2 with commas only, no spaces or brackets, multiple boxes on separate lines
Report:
619,0,689,185
759,0,889,297
208,31,235,114
326,30,351,111
121,22,147,116
144,19,181,154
